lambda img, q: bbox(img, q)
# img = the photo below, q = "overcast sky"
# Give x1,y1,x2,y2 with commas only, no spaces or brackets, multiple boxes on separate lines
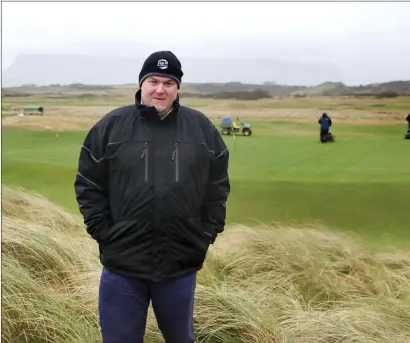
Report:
2,1,410,84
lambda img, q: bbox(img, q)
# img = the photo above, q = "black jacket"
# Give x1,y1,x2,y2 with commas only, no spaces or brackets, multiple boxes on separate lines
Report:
74,90,230,281
318,116,332,129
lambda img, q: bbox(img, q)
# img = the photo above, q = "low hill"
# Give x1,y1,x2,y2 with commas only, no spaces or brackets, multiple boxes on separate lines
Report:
181,82,306,97
3,80,410,99
291,82,352,96
291,81,410,97
2,185,410,343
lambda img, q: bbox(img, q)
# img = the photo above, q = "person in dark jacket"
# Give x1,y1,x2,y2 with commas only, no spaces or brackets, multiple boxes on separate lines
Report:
318,112,332,143
74,51,230,343
406,113,410,128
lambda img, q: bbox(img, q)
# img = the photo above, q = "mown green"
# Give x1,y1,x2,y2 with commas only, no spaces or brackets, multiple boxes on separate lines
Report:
2,122,409,246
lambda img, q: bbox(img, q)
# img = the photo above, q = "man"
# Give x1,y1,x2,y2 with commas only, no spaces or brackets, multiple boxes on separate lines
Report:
406,113,410,128
318,112,332,143
74,51,230,343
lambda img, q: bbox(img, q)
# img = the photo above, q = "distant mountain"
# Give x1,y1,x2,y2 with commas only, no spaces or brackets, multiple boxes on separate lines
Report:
2,53,343,87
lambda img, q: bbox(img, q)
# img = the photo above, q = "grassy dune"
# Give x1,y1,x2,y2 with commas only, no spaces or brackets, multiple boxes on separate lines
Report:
2,186,410,343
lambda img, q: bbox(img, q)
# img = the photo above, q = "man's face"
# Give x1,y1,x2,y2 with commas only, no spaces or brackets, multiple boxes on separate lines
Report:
140,76,178,115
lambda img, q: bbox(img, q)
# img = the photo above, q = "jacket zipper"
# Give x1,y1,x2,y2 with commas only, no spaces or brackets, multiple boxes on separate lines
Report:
140,142,148,182
172,142,179,182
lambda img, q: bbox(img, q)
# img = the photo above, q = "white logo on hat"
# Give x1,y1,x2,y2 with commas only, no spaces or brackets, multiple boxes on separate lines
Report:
157,59,168,70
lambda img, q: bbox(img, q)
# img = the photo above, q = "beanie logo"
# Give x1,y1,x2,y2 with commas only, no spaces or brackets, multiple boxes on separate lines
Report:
157,59,168,70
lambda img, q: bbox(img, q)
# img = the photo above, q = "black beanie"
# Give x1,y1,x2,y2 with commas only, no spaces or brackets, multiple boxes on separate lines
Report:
138,51,183,88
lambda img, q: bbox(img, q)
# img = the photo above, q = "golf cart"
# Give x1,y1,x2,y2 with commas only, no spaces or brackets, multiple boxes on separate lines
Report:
22,106,44,116
219,117,252,136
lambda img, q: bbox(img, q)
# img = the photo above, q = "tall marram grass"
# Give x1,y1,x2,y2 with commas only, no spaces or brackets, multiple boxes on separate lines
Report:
2,185,410,343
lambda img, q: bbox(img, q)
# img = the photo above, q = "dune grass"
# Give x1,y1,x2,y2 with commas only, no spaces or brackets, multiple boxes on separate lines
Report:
2,186,410,343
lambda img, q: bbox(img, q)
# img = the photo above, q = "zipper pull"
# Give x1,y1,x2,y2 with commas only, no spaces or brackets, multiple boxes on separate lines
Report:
172,142,178,160
140,142,147,159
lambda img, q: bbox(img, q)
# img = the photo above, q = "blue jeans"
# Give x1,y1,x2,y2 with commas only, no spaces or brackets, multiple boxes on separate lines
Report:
98,267,196,343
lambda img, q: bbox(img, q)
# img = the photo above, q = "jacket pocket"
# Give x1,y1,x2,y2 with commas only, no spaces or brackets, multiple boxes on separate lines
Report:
170,141,212,184
105,141,152,220
166,216,210,253
106,140,150,181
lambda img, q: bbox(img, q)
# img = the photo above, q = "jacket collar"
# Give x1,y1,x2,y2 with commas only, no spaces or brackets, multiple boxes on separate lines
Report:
135,89,180,122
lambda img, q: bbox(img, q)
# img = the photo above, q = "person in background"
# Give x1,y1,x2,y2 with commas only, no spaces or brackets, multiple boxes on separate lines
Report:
406,113,410,128
74,50,230,343
318,112,332,143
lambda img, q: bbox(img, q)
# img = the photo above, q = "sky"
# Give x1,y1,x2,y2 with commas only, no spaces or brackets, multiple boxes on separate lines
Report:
2,1,410,84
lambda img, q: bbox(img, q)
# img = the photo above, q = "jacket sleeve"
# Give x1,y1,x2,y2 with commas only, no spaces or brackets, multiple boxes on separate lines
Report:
74,118,112,243
201,122,231,244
